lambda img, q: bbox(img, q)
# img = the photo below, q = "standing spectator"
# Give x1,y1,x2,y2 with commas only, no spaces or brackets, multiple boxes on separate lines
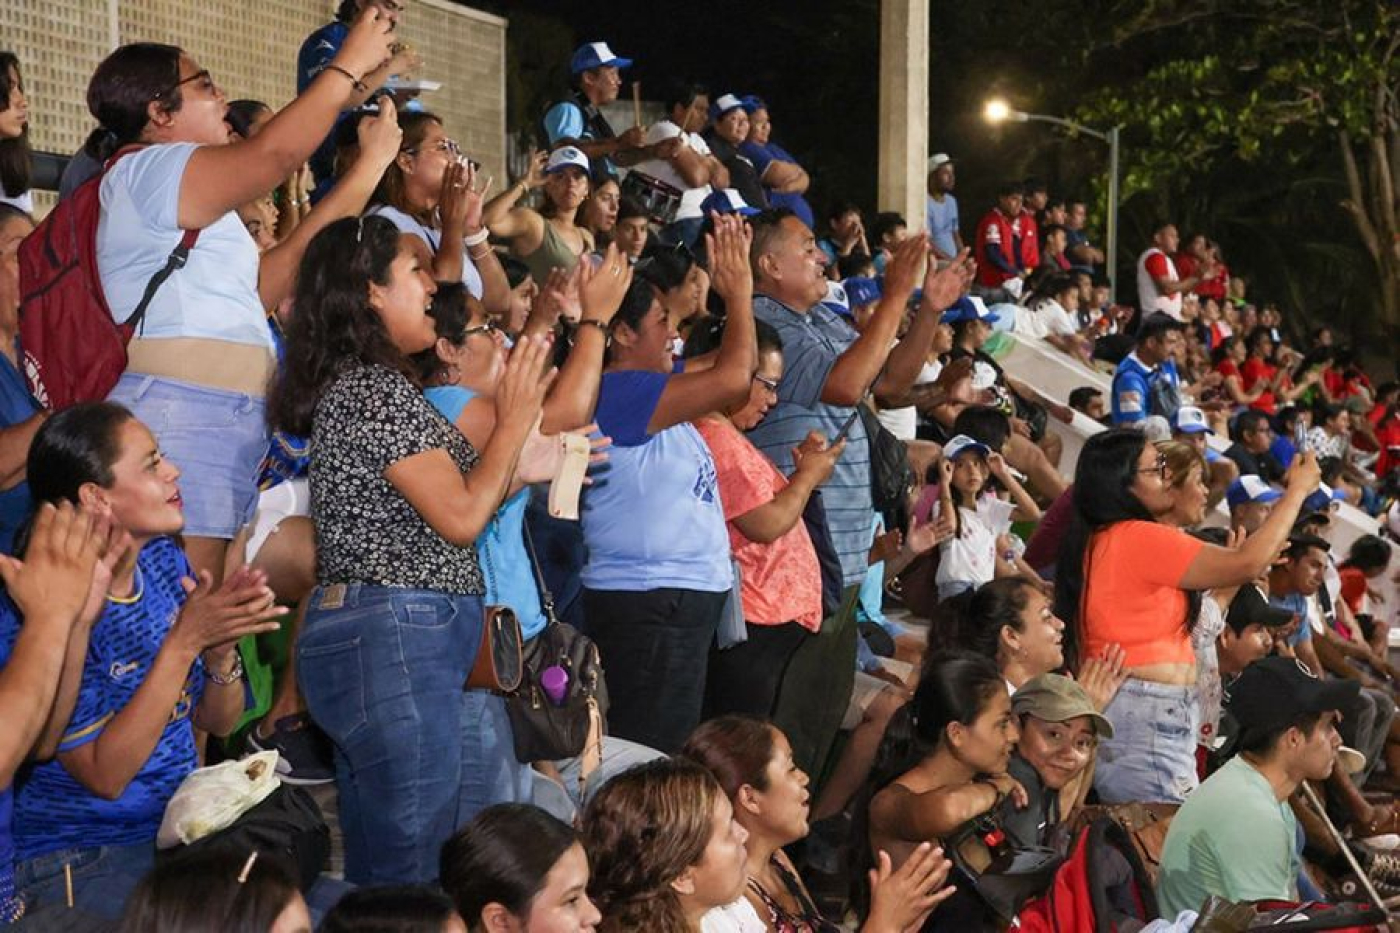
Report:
89,24,393,587
628,81,728,248
702,94,766,214
268,217,552,884
815,201,869,271
924,154,962,261
973,182,1025,294
1136,222,1214,322
366,110,511,315
297,0,421,185
0,205,44,555
580,217,756,753
1018,177,1047,271
0,54,31,213
738,95,812,228
542,42,652,173
1064,200,1104,275
1109,312,1186,426
483,147,594,286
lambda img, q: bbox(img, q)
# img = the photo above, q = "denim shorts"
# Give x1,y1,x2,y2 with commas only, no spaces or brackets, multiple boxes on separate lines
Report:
108,374,266,539
1094,677,1200,804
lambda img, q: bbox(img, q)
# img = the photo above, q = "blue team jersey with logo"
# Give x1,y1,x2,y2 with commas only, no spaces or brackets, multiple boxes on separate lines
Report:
13,537,206,858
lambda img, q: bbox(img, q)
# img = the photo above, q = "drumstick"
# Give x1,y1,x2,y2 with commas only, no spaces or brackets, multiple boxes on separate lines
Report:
632,81,642,128
65,863,74,908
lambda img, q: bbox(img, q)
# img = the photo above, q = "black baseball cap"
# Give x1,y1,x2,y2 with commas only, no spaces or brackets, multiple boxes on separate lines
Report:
1225,584,1294,636
1224,656,1358,746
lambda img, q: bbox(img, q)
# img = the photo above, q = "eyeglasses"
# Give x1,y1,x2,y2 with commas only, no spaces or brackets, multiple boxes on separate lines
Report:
1135,453,1168,478
753,373,779,394
156,69,213,101
462,320,501,339
403,138,462,158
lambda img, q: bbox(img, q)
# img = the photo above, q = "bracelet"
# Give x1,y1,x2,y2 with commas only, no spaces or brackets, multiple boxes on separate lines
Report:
205,651,245,686
325,64,367,94
463,228,490,247
576,319,610,336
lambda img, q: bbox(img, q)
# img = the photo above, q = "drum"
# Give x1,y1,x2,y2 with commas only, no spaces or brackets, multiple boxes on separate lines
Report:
620,171,683,226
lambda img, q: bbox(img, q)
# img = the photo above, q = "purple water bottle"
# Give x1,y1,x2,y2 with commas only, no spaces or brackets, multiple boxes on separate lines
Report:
541,665,569,706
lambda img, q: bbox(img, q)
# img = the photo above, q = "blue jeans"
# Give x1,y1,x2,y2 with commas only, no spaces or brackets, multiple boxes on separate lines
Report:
15,840,155,920
457,691,533,823
297,584,484,885
1094,677,1200,804
530,737,665,823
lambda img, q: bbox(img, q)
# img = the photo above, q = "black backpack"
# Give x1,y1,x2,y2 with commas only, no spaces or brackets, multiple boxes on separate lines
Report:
857,405,916,533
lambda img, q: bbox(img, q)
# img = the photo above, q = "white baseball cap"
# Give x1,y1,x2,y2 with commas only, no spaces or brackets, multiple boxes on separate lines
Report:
927,153,953,172
545,146,590,174
943,434,991,462
1173,405,1213,434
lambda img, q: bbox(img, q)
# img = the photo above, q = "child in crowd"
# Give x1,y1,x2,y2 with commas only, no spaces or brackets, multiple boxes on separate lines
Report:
933,434,1041,599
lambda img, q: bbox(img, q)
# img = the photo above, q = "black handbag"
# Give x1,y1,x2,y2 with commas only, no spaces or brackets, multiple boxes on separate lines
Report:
504,522,609,764
944,808,1064,923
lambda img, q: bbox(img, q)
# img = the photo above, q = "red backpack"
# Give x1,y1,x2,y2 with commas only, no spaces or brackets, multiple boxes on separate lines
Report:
17,148,197,410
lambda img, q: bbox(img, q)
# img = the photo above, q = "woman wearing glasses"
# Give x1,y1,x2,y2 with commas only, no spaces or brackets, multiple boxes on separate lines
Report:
1053,428,1320,804
366,110,511,317
84,21,392,590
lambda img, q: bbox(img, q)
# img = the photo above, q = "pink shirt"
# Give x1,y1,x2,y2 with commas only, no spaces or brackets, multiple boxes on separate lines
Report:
695,419,822,631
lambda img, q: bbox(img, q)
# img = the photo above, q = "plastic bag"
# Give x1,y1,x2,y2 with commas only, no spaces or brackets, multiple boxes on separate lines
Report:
157,751,282,848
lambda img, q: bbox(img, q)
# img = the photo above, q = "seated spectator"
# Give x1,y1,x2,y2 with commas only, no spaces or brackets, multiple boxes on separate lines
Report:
0,53,32,213
118,849,309,933
297,0,419,185
1171,405,1238,508
1307,401,1377,512
579,172,620,247
13,404,284,916
1001,674,1113,848
1110,312,1186,426
1157,656,1357,917
1067,386,1105,422
1270,405,1307,469
542,42,650,173
0,205,45,554
0,502,104,925
689,320,842,719
1210,336,1265,408
867,211,907,275
579,217,755,753
1226,475,1281,534
1063,200,1104,276
367,110,510,313
581,758,748,933
1241,325,1317,415
864,652,1021,931
441,803,600,932
1018,179,1047,270
972,183,1026,298
1224,410,1286,485
1337,534,1393,642
680,716,954,932
483,147,594,286
924,154,962,262
1015,273,1090,363
948,577,1064,693
702,95,766,214
1136,222,1213,322
269,219,551,884
318,885,459,932
738,96,813,228
1201,582,1293,749
815,200,868,272
629,80,728,248
1038,223,1071,272
612,195,649,260
1053,429,1320,804
932,435,1040,599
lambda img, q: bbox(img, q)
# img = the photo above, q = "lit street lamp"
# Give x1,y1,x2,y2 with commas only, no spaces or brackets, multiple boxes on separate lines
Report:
984,99,1122,302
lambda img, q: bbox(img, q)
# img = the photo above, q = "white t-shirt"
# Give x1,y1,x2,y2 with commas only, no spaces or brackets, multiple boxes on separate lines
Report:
701,898,765,933
629,120,714,221
1015,298,1078,340
366,203,485,299
877,358,942,440
1193,595,1227,748
96,142,273,351
934,493,1017,598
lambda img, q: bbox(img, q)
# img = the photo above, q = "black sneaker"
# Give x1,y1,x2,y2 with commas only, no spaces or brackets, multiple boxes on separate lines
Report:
246,713,335,785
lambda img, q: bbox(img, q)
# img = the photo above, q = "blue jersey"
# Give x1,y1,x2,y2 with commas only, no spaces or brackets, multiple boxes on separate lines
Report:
0,595,21,920
14,538,207,857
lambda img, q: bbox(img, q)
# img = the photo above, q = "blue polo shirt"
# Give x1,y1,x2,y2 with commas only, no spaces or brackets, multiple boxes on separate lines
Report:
1270,591,1312,648
14,537,207,858
581,371,731,593
739,140,814,227
0,349,39,554
1111,352,1177,425
747,295,875,588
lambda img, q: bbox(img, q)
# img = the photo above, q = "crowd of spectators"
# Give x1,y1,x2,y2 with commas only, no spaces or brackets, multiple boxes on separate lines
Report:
0,3,1397,930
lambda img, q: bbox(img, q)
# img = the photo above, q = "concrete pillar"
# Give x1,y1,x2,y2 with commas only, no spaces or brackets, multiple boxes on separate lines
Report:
877,0,929,228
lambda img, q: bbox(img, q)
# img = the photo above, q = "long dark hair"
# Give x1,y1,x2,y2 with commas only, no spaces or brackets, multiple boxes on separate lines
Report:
679,715,779,801
117,849,300,933
441,803,581,925
86,42,185,159
27,402,134,505
268,216,411,436
0,53,31,197
319,885,456,933
1053,429,1160,668
938,577,1039,663
371,110,443,225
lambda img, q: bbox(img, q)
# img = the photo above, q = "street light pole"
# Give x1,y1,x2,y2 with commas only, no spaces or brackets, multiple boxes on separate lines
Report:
984,101,1123,302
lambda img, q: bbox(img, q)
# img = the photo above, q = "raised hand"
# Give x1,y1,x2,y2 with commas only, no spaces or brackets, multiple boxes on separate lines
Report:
522,150,549,191
494,334,557,428
882,233,931,302
580,243,633,324
356,95,402,173
334,7,396,83
920,247,974,312
440,159,489,234
705,213,754,304
170,565,286,660
0,502,102,629
1285,449,1321,494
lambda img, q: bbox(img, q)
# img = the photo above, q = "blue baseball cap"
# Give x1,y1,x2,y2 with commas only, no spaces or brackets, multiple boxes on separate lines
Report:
843,276,882,308
940,296,999,325
700,188,759,217
570,42,633,75
1302,483,1348,514
710,93,745,119
821,281,851,318
740,94,767,114
1227,475,1283,509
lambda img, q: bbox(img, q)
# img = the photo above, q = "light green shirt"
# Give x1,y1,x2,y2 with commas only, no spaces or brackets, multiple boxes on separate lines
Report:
1157,756,1299,917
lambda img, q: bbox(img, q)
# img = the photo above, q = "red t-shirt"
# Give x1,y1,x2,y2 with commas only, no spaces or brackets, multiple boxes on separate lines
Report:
694,418,822,631
1338,567,1369,614
1241,358,1282,414
1144,251,1172,280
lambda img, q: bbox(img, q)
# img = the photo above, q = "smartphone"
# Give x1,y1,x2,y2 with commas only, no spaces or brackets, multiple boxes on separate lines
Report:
832,407,862,445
